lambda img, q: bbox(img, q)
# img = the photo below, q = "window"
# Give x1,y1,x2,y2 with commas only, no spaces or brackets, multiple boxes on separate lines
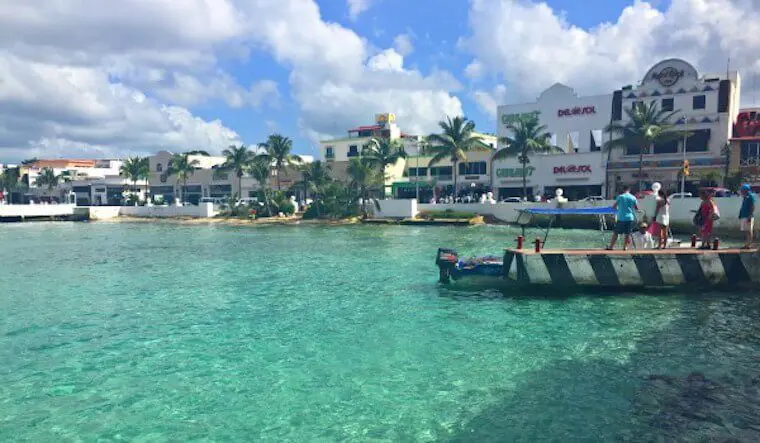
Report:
156,163,163,172
654,139,678,154
458,161,487,175
590,129,603,152
567,131,580,152
325,146,334,159
347,145,359,157
741,141,760,164
661,98,674,112
693,95,706,110
430,166,453,177
408,167,428,177
685,129,710,152
632,100,643,110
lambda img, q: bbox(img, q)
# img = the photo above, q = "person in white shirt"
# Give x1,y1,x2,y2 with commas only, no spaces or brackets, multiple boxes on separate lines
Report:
631,222,655,249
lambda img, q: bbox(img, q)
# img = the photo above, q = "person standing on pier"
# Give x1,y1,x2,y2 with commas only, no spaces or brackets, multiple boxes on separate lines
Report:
607,185,638,250
697,189,718,249
654,189,671,249
739,184,756,249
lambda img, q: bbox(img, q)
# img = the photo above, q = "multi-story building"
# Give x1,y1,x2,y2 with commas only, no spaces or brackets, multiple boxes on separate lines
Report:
728,107,760,187
492,83,613,199
607,58,740,195
320,113,419,195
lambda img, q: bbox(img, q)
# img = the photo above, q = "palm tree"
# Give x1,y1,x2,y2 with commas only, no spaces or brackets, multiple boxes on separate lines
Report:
33,167,60,197
248,157,273,216
167,154,200,203
721,142,732,188
604,101,679,193
259,134,302,190
220,144,254,199
426,116,486,196
361,137,407,198
494,113,560,200
119,156,149,203
0,167,22,203
297,161,332,217
346,158,381,218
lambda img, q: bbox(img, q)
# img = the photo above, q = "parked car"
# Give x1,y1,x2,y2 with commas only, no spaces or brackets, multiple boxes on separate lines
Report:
699,187,734,197
200,197,227,206
669,192,693,199
581,196,605,202
235,197,259,207
501,197,522,203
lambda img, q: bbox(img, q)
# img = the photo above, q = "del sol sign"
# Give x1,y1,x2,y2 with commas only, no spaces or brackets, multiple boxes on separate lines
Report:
557,106,596,117
501,110,540,125
496,166,535,178
553,165,592,174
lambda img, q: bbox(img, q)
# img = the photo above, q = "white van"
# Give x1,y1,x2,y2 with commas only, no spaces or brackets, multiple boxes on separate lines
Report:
200,197,226,206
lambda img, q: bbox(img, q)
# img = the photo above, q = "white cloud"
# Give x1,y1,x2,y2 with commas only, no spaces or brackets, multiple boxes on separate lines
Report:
473,84,508,119
0,0,464,160
347,0,374,20
393,34,414,56
240,0,464,139
463,0,760,106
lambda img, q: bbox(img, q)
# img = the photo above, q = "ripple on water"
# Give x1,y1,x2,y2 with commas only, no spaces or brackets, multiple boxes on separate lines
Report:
0,222,759,441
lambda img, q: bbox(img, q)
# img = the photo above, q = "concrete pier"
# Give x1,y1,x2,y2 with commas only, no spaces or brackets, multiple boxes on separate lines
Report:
0,204,82,222
503,248,760,288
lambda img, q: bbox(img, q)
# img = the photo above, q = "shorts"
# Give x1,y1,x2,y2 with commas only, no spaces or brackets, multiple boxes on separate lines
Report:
615,220,634,235
741,217,754,232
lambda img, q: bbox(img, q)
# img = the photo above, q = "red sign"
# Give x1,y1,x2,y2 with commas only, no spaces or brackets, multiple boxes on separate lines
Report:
557,106,596,117
553,165,592,174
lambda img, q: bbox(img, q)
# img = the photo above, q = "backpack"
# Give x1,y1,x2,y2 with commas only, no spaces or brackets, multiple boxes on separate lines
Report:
693,208,704,227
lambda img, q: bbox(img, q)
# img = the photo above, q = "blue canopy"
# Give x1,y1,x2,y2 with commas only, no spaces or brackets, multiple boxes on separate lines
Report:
518,207,616,216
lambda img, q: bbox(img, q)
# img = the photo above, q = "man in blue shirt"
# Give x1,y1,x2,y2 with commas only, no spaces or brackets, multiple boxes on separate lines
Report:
739,184,756,248
607,185,638,250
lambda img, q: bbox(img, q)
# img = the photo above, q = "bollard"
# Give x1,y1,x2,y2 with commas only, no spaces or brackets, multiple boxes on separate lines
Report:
691,234,697,248
534,237,542,253
516,235,524,250
712,238,720,250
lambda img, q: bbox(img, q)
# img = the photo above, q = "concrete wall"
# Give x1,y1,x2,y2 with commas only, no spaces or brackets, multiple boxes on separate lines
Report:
0,204,75,218
86,203,218,219
120,203,217,218
638,196,751,234
374,199,417,218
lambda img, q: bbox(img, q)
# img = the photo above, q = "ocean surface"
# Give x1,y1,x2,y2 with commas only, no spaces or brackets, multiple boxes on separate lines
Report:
1,222,759,442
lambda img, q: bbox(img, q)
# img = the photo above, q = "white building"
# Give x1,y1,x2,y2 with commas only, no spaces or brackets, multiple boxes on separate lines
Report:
607,58,740,195
493,83,613,199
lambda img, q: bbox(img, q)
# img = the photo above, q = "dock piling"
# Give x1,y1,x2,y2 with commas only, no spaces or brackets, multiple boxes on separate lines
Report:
516,236,524,250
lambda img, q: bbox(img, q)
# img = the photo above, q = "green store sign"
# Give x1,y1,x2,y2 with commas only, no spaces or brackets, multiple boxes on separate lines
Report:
496,166,535,178
501,110,540,125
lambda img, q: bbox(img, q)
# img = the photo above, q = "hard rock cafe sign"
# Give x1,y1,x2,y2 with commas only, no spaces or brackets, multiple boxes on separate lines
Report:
651,67,685,87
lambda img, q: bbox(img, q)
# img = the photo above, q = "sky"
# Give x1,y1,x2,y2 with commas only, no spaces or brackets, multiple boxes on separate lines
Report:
0,0,759,162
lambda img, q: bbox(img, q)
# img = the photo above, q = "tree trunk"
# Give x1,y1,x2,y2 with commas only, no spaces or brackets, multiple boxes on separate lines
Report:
637,147,645,193
522,158,528,201
276,166,281,191
453,160,458,199
238,171,243,200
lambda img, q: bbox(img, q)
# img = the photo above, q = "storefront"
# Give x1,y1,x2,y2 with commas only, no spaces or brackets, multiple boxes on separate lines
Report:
497,83,613,155
492,152,607,200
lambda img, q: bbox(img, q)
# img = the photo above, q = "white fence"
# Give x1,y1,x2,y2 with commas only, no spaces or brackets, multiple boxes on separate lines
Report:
0,203,75,218
87,203,218,220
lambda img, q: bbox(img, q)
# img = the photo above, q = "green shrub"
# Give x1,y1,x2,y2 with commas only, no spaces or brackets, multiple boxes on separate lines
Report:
419,210,478,220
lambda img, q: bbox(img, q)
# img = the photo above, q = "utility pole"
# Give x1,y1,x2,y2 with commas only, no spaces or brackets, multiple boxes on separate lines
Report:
681,119,688,198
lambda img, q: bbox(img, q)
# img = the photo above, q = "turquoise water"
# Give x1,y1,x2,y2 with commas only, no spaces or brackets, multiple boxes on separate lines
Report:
1,222,759,441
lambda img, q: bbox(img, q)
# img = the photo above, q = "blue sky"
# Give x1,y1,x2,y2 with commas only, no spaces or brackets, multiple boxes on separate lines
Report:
2,0,757,162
